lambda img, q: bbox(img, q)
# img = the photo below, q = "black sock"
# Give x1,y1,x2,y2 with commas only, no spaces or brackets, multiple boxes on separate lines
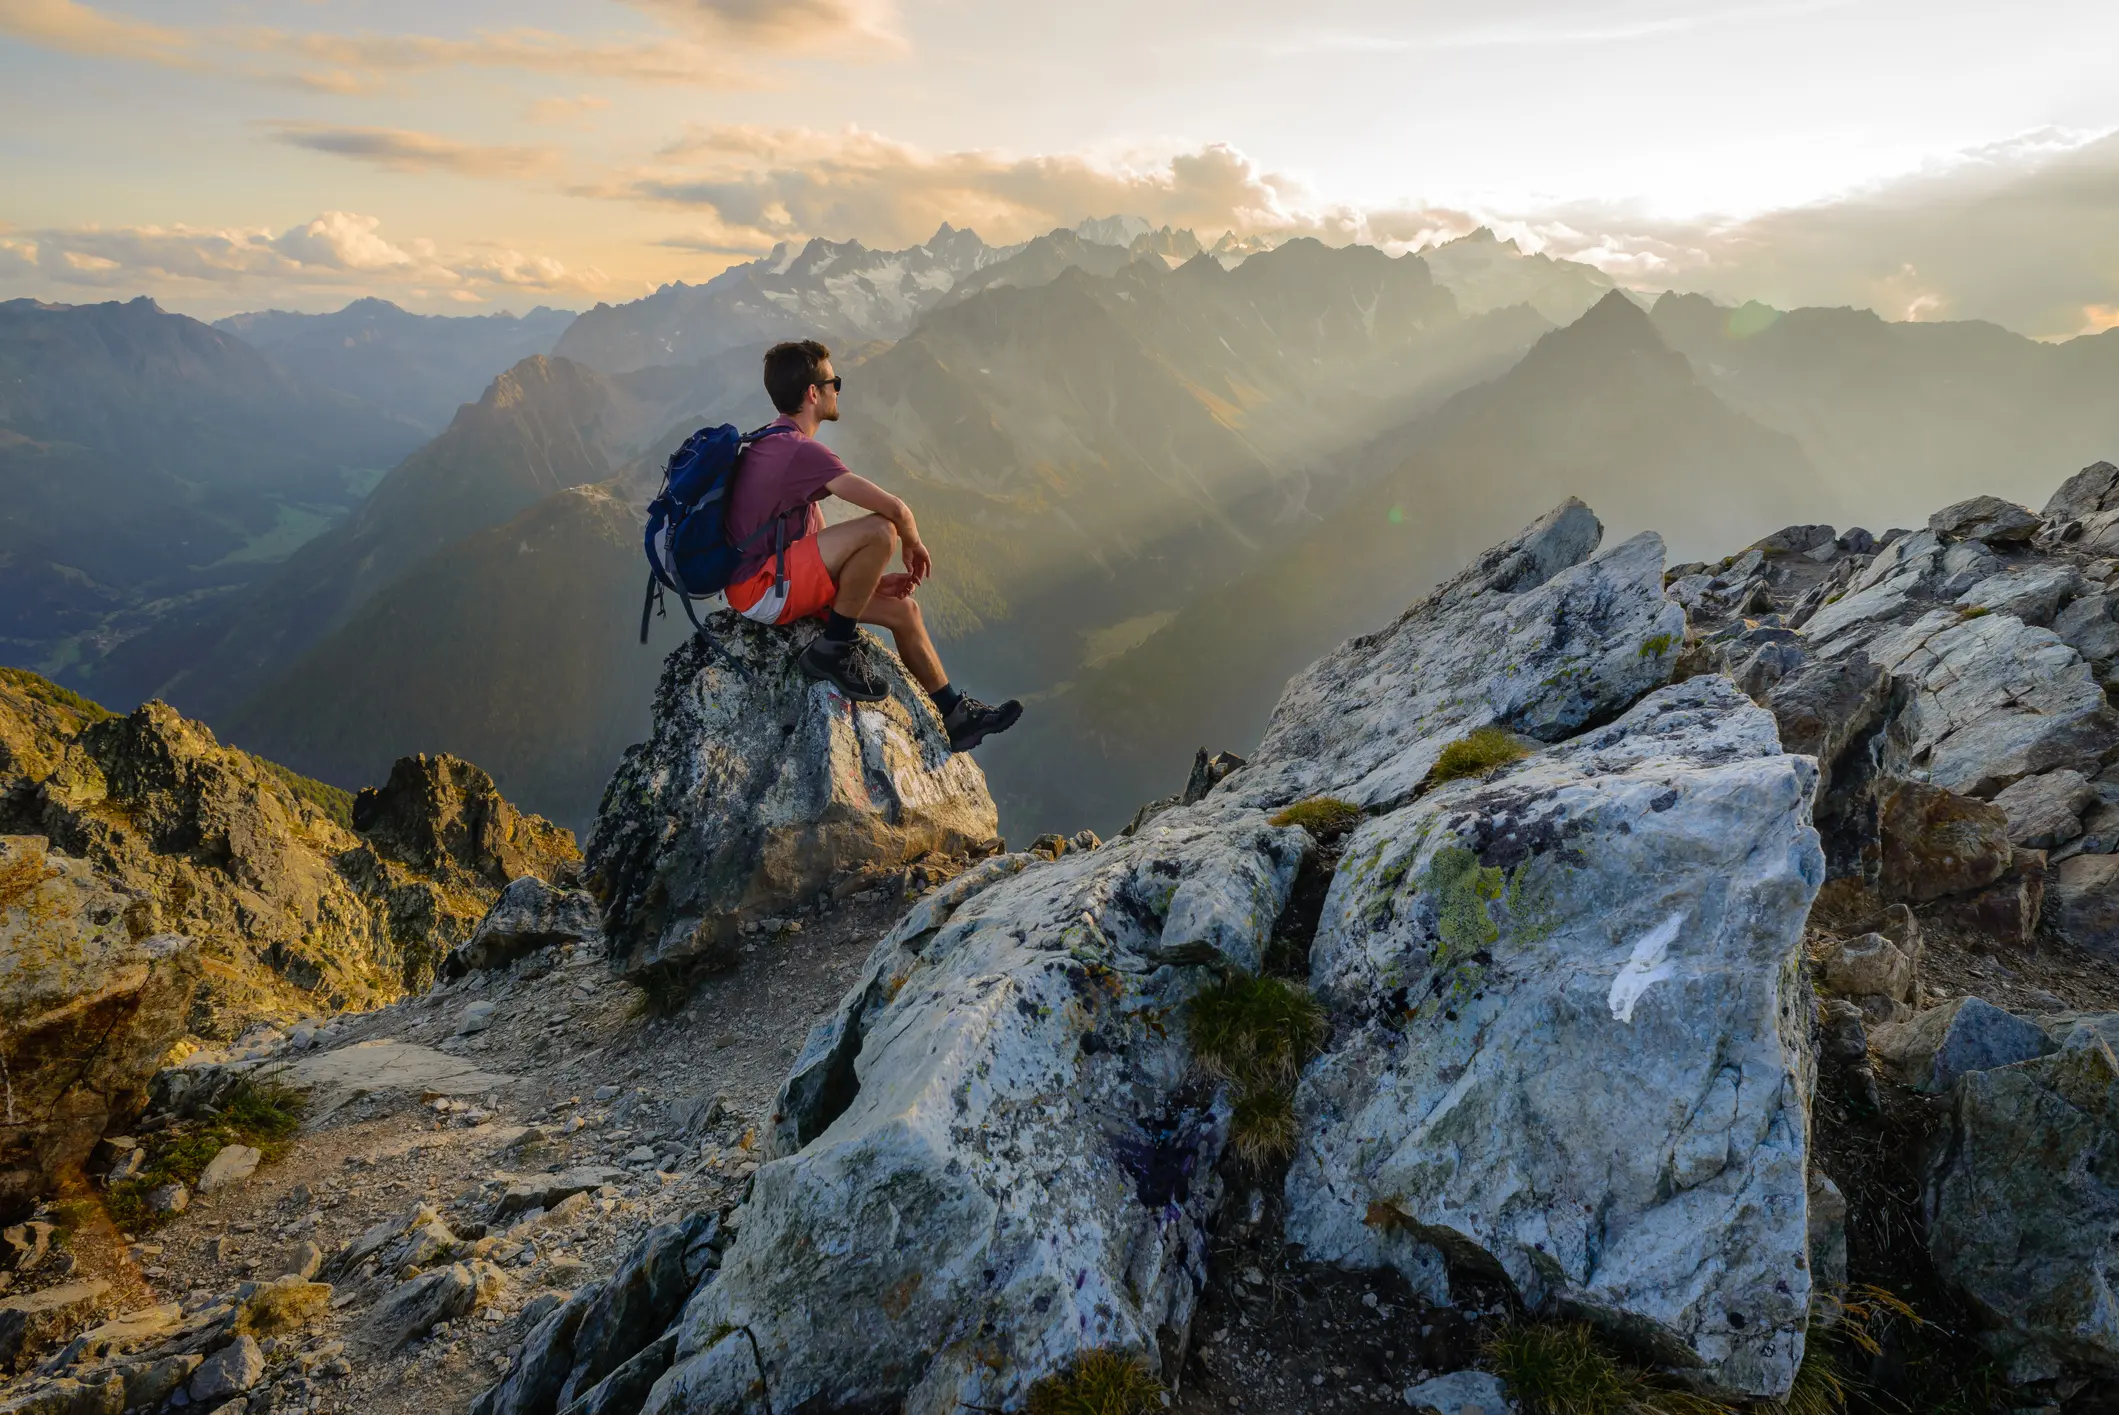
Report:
930,683,963,715
823,611,858,644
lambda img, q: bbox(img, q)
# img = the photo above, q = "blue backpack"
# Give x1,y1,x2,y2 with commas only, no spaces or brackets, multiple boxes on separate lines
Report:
639,422,797,641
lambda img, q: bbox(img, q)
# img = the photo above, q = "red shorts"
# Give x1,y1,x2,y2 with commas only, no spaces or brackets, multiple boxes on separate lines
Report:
724,535,837,625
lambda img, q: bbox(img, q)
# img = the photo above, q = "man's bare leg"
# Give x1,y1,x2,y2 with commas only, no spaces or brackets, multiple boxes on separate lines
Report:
814,515,895,618
858,594,946,691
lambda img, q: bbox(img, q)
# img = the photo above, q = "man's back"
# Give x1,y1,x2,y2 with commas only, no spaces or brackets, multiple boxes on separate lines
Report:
727,416,848,572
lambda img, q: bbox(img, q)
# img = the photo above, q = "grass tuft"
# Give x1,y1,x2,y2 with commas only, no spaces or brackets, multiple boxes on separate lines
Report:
1487,1323,1738,1415
1188,975,1326,1171
1780,1344,1849,1415
1226,1087,1299,1168
1189,975,1326,1092
1429,726,1531,787
1026,1349,1165,1415
106,1077,307,1231
1269,796,1363,838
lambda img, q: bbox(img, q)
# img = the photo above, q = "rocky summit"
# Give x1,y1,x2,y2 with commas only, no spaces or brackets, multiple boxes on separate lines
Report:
586,615,999,980
14,465,2119,1415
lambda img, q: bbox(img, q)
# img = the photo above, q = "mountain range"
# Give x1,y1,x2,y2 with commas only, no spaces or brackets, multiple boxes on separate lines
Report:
216,298,576,432
10,220,2119,841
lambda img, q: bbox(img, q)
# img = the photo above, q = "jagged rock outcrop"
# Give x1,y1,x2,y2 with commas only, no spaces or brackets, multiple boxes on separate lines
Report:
1288,677,1823,1397
1222,499,1686,813
0,672,577,1049
0,835,199,1221
585,617,1000,979
643,808,1308,1412
465,502,1845,1414
1681,474,2119,946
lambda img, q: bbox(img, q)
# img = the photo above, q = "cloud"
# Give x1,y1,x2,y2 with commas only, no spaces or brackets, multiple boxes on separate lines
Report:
527,94,611,126
0,212,606,314
621,0,901,49
1508,128,2119,338
0,0,772,89
617,127,1362,251
0,0,191,64
263,123,561,179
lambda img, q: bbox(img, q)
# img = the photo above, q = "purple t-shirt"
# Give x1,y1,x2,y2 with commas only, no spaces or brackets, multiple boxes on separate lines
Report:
726,417,849,576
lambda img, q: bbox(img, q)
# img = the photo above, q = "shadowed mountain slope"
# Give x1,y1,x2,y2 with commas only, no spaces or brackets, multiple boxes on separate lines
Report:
0,296,426,674
988,290,1831,832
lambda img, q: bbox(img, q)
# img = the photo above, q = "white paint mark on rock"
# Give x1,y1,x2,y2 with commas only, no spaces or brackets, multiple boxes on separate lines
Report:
1608,913,1684,1023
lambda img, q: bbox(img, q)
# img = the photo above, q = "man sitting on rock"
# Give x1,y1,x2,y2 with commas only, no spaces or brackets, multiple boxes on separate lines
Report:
723,339,1023,752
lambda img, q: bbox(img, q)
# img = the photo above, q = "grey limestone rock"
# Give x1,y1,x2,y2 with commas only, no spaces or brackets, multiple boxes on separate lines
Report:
187,1335,263,1403
1928,1029,2119,1382
1874,997,2055,1094
1226,501,1684,813
551,1215,711,1411
360,1263,480,1352
193,1144,260,1195
1403,1368,1516,1414
647,805,1310,1414
1990,769,2094,850
585,616,999,980
493,1168,624,1221
1287,677,1825,1399
2051,852,2119,957
2041,460,2119,523
473,1283,602,1415
1954,561,2081,626
448,877,603,977
1929,495,2044,546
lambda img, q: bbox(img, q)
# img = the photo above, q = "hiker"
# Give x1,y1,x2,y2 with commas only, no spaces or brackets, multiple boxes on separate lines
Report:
723,339,1023,752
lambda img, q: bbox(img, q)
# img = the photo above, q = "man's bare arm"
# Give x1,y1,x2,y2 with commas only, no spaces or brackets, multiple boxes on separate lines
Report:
826,472,931,582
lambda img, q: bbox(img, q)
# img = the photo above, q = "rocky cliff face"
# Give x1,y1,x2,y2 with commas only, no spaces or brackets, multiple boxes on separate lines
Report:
0,670,575,1216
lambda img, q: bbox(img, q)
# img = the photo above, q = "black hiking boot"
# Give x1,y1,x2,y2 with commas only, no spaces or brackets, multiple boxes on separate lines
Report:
944,695,1022,752
797,635,889,703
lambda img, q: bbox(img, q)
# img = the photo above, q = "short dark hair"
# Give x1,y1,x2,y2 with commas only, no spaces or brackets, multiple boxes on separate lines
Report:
763,339,832,414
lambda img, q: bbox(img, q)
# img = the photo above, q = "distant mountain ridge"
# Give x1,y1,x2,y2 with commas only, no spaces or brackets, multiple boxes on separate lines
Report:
547,216,1209,375
216,298,576,432
0,295,426,674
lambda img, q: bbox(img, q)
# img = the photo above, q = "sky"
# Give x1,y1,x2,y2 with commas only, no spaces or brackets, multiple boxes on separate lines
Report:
2,0,2117,336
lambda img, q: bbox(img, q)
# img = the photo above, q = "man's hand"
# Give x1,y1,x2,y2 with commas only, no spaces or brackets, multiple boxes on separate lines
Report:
900,536,933,584
876,572,920,599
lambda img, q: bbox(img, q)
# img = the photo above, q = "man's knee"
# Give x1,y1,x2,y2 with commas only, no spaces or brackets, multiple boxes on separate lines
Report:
862,515,898,551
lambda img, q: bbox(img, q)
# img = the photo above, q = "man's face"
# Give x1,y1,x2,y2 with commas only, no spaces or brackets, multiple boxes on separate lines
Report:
813,360,840,422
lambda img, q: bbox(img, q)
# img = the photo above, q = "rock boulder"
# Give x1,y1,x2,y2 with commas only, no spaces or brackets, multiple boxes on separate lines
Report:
446,877,602,977
0,836,199,1221
1288,678,1824,1399
586,618,1000,979
1928,1029,2119,1382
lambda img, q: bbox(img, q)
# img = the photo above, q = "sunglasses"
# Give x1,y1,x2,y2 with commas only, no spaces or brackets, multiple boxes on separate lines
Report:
812,375,843,392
